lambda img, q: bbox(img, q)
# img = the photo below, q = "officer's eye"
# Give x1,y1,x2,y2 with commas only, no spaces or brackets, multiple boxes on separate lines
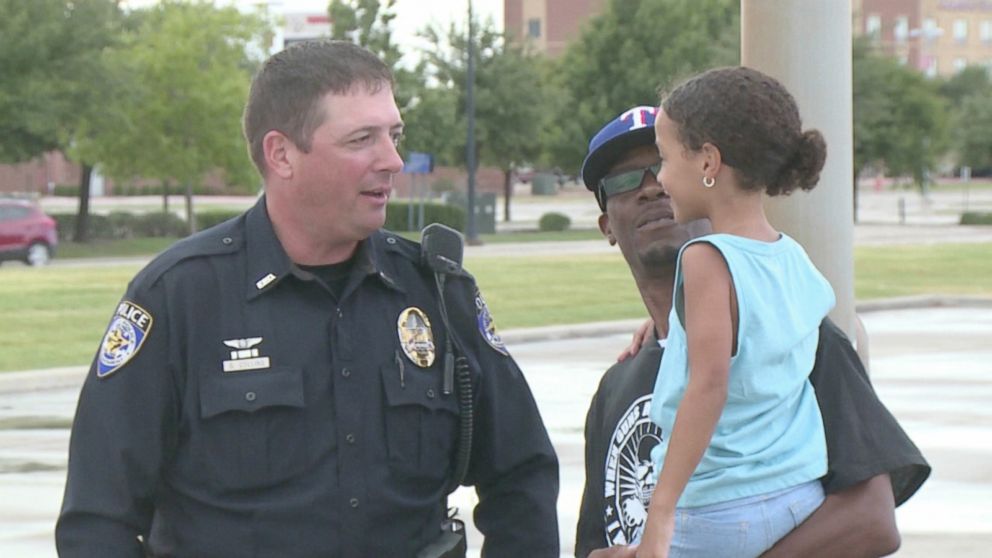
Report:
391,133,404,148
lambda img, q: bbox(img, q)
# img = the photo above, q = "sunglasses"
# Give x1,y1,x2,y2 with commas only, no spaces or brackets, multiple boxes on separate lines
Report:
597,162,661,209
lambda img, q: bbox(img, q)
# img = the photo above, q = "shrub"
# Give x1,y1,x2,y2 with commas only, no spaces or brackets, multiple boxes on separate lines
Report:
196,210,243,231
385,201,466,232
52,184,79,197
960,212,992,225
538,212,571,232
134,212,187,237
50,213,116,241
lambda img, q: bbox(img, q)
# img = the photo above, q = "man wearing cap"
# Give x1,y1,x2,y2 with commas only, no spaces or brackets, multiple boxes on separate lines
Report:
574,106,930,557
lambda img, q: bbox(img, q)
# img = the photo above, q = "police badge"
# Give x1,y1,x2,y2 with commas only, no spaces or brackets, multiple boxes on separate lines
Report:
97,300,154,378
397,307,436,367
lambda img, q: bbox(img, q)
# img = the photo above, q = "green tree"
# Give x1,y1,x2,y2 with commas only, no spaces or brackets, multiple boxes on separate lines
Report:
939,65,991,107
954,93,992,171
542,0,739,173
853,38,948,201
75,1,268,234
329,0,399,65
0,0,120,163
408,18,548,221
938,66,992,173
329,0,421,109
400,83,462,165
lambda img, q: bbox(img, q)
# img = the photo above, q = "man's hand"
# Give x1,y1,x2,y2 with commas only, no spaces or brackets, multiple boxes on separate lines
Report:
617,318,654,362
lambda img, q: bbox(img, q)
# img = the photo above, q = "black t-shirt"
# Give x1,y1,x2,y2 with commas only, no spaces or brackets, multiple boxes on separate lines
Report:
298,259,354,300
574,319,931,557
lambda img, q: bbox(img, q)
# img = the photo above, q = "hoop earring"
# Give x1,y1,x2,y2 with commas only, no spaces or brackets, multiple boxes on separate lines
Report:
703,176,715,188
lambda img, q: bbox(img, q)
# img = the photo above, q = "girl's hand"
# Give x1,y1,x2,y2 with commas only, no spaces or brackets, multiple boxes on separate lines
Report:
635,513,674,558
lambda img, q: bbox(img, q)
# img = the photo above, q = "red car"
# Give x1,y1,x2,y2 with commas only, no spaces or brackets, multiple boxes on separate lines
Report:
0,198,59,266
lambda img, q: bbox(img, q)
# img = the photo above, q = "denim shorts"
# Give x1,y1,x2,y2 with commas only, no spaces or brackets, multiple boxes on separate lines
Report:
666,480,825,558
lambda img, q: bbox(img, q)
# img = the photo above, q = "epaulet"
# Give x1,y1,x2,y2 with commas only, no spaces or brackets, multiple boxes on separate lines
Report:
131,215,244,289
379,229,421,261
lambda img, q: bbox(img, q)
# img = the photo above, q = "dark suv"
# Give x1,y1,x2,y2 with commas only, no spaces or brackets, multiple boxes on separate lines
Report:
0,198,59,266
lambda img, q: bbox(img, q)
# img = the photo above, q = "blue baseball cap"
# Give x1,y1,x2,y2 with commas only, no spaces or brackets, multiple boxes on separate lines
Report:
581,106,659,201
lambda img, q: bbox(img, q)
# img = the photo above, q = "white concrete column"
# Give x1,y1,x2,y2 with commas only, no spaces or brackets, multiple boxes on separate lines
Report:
741,0,857,340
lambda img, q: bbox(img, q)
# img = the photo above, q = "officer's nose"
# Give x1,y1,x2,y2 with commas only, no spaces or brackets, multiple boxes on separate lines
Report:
380,135,405,174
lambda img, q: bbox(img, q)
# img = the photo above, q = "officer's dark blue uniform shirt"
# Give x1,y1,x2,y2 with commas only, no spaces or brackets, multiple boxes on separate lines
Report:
56,197,560,557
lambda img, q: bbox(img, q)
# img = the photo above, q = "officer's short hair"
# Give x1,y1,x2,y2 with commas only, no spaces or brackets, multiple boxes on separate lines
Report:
243,40,394,176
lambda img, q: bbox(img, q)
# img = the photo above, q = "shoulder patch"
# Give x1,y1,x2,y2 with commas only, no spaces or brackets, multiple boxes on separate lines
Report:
474,291,508,355
97,300,154,378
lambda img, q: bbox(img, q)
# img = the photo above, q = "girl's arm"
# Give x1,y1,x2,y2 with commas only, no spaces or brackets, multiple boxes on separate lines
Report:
638,243,733,558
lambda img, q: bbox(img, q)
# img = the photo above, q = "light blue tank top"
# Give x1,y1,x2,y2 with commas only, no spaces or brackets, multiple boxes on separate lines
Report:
650,233,835,507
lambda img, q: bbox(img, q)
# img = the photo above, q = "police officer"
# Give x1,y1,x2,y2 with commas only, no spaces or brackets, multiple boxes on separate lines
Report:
56,41,559,557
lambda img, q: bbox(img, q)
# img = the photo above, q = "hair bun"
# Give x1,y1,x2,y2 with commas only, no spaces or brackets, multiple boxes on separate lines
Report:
770,129,827,195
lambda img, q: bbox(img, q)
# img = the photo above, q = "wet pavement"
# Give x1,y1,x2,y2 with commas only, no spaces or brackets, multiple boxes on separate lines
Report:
0,305,990,557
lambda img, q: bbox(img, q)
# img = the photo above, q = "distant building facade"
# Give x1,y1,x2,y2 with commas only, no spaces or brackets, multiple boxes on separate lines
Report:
856,0,992,76
504,0,606,57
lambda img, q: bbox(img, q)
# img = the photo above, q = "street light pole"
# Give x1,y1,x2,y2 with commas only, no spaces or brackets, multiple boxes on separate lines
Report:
465,0,479,244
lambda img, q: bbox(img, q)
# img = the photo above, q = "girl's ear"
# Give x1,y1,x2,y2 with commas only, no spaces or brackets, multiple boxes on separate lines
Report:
700,142,723,182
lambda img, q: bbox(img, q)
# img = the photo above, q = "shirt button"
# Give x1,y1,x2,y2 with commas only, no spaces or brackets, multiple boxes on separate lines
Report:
341,367,351,378
336,309,344,318
386,236,397,244
245,391,256,402
345,433,355,444
426,388,435,399
222,237,233,245
349,498,360,508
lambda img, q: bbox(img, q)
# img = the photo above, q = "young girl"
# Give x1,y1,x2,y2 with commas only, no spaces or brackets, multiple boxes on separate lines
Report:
636,66,836,558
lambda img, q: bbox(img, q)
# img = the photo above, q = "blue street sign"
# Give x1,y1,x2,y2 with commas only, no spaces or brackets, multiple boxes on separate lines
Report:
403,152,433,174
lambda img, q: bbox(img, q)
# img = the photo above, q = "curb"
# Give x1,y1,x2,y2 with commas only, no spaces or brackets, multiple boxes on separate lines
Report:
3,296,990,395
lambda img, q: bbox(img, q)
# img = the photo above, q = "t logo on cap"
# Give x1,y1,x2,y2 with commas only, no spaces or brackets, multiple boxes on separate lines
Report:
581,105,660,210
620,106,657,131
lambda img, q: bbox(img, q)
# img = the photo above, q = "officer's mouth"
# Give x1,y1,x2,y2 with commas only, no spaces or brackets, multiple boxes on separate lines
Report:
361,187,391,202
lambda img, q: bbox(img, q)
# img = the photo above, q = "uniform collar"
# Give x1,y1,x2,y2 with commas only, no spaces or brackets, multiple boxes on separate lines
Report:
244,197,404,300
360,230,406,293
244,196,295,301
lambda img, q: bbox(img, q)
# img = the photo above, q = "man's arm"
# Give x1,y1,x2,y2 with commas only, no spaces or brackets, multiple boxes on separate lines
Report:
761,474,899,557
759,319,930,558
452,284,560,557
467,349,560,556
56,290,177,556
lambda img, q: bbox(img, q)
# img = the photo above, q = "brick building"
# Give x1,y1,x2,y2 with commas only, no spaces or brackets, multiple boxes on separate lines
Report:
503,0,606,57
856,0,992,76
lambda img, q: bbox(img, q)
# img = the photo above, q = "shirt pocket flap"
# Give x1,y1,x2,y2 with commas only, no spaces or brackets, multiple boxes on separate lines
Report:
380,359,458,415
199,366,305,419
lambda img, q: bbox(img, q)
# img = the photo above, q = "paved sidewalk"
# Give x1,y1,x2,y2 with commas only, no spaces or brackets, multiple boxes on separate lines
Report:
1,303,990,557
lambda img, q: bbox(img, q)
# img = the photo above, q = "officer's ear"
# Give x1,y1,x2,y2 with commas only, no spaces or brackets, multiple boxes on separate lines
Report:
263,130,295,180
598,213,617,246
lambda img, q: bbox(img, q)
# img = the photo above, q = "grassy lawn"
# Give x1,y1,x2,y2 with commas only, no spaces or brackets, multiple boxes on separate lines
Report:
1,242,989,373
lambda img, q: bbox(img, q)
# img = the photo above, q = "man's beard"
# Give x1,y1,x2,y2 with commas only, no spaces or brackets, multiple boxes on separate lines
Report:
637,242,680,273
